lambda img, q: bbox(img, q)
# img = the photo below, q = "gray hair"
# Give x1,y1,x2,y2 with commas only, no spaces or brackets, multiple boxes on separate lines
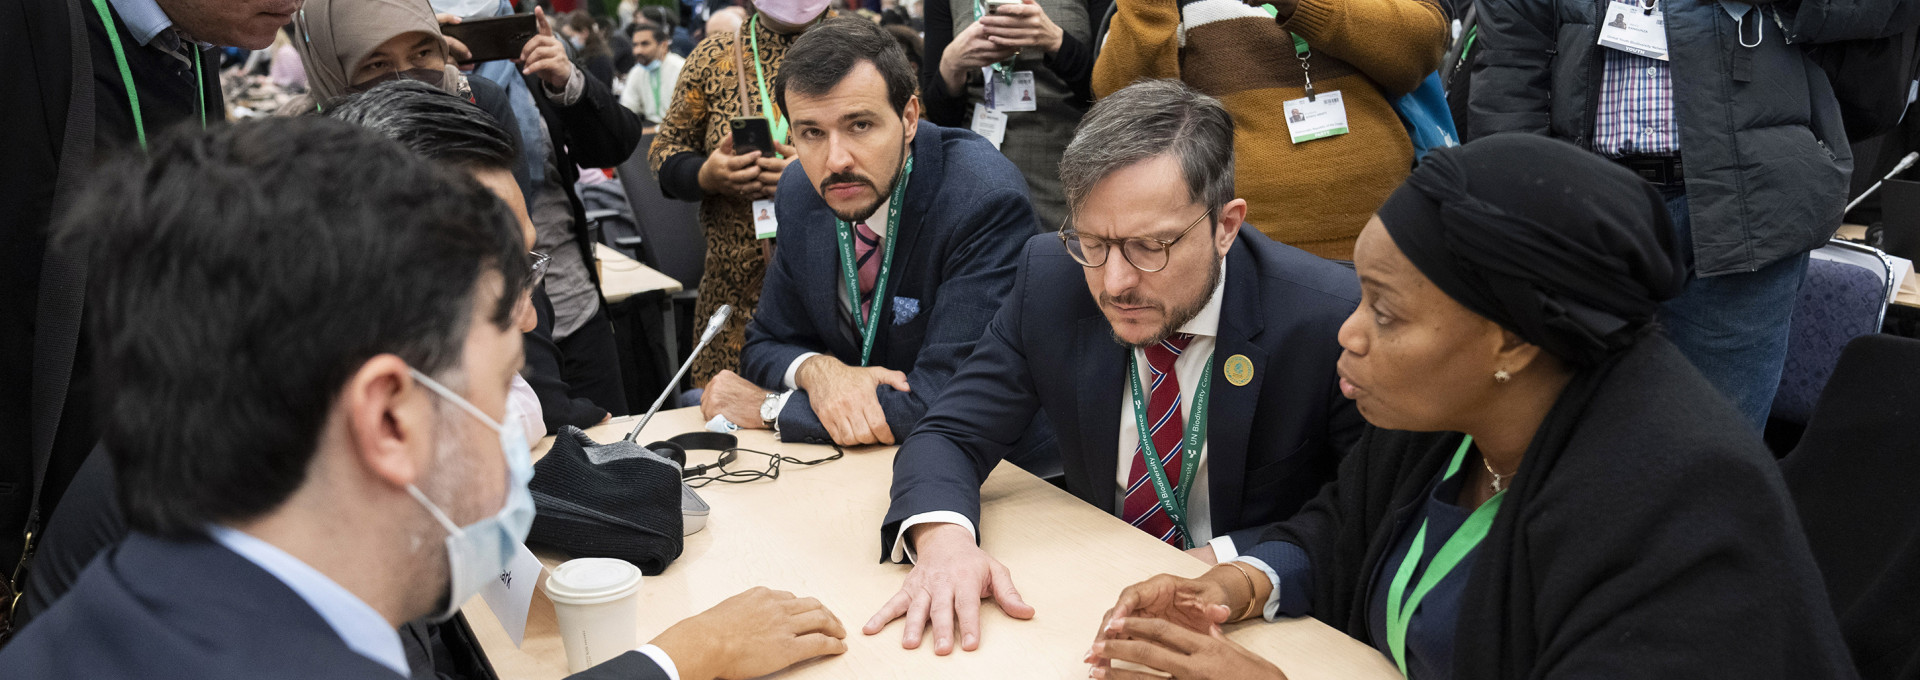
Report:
1059,79,1236,223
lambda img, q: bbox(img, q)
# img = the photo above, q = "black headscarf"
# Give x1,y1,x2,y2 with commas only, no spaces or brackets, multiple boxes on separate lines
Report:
1375,134,1687,366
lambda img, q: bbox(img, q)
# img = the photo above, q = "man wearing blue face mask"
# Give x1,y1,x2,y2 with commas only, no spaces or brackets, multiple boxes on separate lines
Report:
0,117,847,680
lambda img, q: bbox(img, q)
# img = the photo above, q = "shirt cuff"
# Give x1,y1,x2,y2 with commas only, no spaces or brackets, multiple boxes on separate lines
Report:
543,66,585,106
888,512,977,563
770,389,795,432
1232,556,1284,622
783,352,821,390
635,644,681,680
1208,534,1239,562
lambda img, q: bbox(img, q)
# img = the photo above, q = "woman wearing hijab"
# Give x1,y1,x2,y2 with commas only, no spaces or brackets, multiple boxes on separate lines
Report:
1086,135,1856,679
649,0,832,387
293,0,645,434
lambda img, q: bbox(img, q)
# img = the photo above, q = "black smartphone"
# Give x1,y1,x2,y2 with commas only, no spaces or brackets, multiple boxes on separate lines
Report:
730,116,776,156
440,13,538,64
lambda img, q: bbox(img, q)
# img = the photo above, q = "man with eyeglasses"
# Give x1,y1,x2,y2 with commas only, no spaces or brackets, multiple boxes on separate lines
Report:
864,79,1364,655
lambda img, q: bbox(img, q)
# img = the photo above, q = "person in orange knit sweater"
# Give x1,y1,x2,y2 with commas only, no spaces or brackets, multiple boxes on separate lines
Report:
1094,0,1447,259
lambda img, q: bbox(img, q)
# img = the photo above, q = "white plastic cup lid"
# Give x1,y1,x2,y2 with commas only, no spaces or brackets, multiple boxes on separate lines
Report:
544,558,643,606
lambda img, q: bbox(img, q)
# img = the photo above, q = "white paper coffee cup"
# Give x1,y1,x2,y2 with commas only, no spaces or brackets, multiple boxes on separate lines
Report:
544,558,643,673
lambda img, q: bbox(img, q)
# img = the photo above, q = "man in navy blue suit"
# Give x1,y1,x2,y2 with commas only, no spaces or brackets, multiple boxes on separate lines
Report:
861,79,1367,655
699,18,1053,467
0,117,847,679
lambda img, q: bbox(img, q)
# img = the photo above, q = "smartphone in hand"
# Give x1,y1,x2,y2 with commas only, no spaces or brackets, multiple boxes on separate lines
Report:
440,13,538,64
730,116,777,156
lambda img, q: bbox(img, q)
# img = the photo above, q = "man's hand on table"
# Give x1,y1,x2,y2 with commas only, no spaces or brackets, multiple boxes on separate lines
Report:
1089,616,1288,680
794,355,910,446
863,522,1034,654
700,370,772,429
650,586,848,680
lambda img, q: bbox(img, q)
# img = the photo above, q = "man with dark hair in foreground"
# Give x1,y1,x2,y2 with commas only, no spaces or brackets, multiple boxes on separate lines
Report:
0,117,846,680
700,17,1056,472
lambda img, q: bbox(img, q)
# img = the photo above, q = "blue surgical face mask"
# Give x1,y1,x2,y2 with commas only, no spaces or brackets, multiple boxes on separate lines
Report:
407,369,536,622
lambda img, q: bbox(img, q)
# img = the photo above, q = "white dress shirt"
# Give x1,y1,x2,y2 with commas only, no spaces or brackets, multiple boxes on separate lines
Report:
892,260,1241,562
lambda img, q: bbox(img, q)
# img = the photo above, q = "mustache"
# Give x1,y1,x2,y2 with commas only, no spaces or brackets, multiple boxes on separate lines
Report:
819,172,875,193
1100,292,1158,309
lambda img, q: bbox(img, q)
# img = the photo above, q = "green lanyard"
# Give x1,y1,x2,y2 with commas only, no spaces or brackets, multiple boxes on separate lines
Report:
746,15,790,148
648,66,664,114
1126,349,1214,549
90,0,206,150
970,0,1016,85
835,155,913,366
1383,435,1506,677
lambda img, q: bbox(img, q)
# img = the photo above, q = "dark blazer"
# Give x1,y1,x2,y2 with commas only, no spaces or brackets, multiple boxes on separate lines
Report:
1250,337,1856,678
1,531,668,680
0,0,224,573
521,69,644,289
741,121,1052,459
881,229,1364,555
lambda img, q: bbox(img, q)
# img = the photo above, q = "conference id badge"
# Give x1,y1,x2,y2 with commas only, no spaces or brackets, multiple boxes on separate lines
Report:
1597,0,1669,60
753,199,779,239
479,542,546,647
989,70,1038,112
1283,91,1349,144
971,103,1009,149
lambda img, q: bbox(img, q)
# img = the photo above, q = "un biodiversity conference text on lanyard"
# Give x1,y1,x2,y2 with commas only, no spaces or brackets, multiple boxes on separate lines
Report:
1384,435,1505,677
835,156,913,366
1128,351,1213,549
92,0,208,149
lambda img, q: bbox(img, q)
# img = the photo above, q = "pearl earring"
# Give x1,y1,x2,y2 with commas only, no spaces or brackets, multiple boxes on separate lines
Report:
1494,370,1511,383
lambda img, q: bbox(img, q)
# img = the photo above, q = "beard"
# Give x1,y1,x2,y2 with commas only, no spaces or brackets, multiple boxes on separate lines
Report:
1105,254,1223,349
823,135,910,223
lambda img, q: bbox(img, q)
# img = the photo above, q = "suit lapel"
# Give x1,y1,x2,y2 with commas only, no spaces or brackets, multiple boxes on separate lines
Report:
1075,314,1126,514
1206,243,1267,535
870,122,942,365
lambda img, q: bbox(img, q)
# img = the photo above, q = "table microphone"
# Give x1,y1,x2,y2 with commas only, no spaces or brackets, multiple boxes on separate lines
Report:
1847,151,1920,215
625,304,733,442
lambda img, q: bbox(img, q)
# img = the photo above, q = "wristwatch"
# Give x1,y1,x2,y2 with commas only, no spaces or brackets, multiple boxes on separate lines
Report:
759,391,783,429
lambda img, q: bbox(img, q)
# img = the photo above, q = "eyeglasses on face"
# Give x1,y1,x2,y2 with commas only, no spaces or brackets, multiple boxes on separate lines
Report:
1057,208,1212,273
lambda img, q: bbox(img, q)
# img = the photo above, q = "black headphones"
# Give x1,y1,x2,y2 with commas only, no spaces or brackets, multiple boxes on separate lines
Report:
647,432,739,479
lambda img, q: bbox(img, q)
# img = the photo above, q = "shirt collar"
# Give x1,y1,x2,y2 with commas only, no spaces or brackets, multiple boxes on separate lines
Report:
1174,257,1227,339
106,0,174,47
207,525,410,677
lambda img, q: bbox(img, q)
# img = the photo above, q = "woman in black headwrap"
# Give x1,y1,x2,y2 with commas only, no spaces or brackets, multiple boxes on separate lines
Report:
1085,135,1858,679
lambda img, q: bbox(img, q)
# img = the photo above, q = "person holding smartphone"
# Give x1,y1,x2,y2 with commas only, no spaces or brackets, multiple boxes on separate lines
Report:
921,0,1106,230
650,0,836,390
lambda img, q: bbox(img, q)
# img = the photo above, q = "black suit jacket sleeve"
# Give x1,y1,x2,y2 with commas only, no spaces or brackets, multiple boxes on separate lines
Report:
919,0,968,127
565,650,673,680
525,285,610,431
547,68,644,169
744,187,1036,445
875,240,1046,560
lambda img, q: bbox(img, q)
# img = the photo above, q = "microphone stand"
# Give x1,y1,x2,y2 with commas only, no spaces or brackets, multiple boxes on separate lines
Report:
625,304,733,442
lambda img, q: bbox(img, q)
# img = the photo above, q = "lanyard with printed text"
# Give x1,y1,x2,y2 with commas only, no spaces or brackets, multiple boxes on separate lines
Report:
1384,435,1505,677
835,155,913,366
1128,350,1213,549
92,0,206,149
746,14,791,148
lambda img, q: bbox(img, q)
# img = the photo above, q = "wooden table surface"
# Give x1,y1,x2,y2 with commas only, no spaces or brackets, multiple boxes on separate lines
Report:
464,407,1400,680
595,243,683,304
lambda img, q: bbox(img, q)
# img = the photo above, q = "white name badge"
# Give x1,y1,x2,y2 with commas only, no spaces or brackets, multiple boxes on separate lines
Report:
988,70,1037,112
1597,0,1669,60
1283,91,1350,144
753,199,779,240
479,542,546,647
971,103,1008,149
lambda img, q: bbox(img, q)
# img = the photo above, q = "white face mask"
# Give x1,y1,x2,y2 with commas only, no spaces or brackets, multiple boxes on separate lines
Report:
406,369,536,622
430,0,504,20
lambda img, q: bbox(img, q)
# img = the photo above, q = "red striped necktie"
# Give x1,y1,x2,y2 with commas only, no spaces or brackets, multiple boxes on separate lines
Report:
1122,333,1195,547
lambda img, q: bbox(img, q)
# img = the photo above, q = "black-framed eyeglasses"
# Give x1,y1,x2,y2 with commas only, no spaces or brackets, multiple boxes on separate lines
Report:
1058,208,1212,273
528,251,551,290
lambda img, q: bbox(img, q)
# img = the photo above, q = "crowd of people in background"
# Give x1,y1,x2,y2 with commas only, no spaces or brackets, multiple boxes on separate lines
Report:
3,0,1918,677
